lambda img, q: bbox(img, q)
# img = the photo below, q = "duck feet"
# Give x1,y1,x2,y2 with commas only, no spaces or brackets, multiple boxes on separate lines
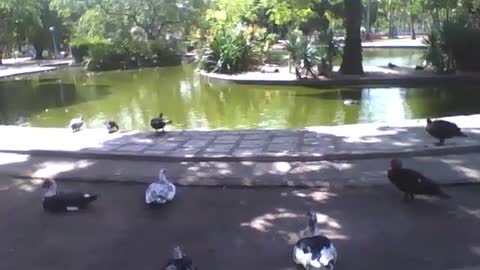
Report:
434,139,445,146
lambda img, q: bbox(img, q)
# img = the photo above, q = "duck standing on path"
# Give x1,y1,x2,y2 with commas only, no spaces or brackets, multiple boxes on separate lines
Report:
104,120,119,133
165,246,197,270
150,113,173,133
41,179,99,212
426,118,466,146
69,116,84,132
145,169,176,207
293,210,337,270
387,159,451,202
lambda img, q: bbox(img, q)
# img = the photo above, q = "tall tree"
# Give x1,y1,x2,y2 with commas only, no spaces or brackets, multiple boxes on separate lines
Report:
340,0,363,74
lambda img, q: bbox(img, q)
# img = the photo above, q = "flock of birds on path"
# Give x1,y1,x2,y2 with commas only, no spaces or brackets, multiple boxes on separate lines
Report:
68,113,172,134
45,115,469,270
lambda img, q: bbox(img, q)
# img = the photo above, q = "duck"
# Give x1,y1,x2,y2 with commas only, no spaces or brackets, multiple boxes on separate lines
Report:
41,179,99,212
293,233,337,270
293,210,337,270
387,158,451,201
69,116,84,132
426,118,466,146
145,169,176,207
299,211,323,238
388,62,398,68
150,113,173,133
343,99,359,106
104,120,119,133
165,246,197,270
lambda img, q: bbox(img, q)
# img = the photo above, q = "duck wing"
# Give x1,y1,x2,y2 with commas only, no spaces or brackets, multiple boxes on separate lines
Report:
428,120,463,138
388,168,449,198
145,182,175,204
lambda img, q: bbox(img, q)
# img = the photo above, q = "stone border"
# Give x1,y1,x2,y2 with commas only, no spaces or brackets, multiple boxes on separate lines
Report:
200,70,480,88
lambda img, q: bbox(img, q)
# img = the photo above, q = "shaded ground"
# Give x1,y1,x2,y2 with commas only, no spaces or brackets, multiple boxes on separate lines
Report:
2,176,480,270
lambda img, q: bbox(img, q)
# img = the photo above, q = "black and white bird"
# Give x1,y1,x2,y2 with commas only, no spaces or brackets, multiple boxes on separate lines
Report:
426,118,466,146
41,179,99,212
293,211,337,270
104,120,119,133
387,158,451,201
299,211,323,238
69,116,84,132
165,246,196,270
145,169,176,207
150,113,172,133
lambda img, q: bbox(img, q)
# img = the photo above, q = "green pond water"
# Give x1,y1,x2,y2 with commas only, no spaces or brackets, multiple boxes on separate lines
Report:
1,48,479,130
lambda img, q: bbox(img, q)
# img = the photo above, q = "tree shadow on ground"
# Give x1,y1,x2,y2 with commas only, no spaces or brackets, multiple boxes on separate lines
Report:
1,175,480,270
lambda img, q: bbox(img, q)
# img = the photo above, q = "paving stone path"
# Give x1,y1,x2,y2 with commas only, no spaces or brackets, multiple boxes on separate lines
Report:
0,114,479,161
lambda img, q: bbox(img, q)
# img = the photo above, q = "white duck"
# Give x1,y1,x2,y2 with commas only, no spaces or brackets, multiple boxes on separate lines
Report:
293,211,337,270
145,169,176,206
41,179,99,212
69,116,84,132
165,246,196,270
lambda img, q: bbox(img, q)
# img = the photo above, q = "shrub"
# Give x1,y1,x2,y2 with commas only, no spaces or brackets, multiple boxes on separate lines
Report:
85,40,182,71
423,31,446,72
284,30,321,78
442,20,480,71
201,27,251,74
70,37,107,63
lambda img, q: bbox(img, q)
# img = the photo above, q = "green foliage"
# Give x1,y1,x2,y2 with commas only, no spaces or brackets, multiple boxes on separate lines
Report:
201,28,251,74
319,27,341,69
442,19,480,71
86,40,182,71
284,30,321,77
70,37,107,63
423,31,446,72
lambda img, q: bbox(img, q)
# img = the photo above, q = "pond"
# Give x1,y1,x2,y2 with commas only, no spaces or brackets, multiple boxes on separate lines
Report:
1,48,479,130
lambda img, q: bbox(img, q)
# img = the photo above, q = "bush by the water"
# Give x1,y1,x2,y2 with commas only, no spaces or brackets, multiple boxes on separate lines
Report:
70,37,182,71
70,37,107,63
85,40,182,71
424,18,480,72
200,28,251,74
443,20,480,72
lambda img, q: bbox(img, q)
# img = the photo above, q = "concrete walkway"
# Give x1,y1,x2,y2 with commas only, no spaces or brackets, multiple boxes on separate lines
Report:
0,58,74,79
0,115,479,187
1,115,479,162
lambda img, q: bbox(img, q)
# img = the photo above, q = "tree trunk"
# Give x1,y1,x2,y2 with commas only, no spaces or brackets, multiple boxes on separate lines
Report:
410,16,416,40
34,44,44,60
0,49,3,65
340,0,364,75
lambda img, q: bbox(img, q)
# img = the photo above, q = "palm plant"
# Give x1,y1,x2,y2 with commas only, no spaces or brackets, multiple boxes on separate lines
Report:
284,31,321,79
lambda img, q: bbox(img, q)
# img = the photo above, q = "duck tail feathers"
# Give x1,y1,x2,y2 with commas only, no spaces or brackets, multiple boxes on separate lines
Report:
459,131,467,137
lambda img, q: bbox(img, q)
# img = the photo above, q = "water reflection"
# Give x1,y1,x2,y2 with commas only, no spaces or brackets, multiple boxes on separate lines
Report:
0,51,479,129
358,88,411,123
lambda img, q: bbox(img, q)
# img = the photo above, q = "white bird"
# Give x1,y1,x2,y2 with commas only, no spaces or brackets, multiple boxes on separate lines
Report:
145,169,176,207
69,116,84,132
293,211,337,270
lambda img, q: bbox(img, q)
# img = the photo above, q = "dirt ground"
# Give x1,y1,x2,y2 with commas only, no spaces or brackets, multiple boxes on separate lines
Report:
1,177,480,270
